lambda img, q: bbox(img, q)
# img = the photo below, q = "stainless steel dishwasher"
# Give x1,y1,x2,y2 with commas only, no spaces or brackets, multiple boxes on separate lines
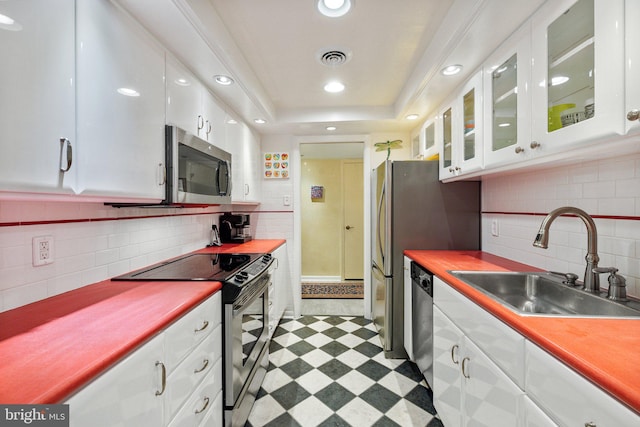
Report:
411,261,434,387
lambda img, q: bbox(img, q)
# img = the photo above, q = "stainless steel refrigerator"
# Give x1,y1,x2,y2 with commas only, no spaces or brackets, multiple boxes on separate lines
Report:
371,160,480,358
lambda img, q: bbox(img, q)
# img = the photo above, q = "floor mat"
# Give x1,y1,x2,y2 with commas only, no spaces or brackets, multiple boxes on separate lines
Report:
301,282,364,299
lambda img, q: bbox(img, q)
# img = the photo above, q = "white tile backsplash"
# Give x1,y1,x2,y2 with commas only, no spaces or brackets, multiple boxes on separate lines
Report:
0,202,225,312
482,152,640,298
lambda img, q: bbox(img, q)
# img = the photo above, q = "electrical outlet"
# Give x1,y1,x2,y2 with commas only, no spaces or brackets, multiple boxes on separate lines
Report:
32,235,54,266
491,219,499,237
283,195,291,206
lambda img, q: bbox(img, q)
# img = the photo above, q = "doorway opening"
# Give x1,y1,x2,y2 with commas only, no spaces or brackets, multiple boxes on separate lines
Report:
299,142,365,315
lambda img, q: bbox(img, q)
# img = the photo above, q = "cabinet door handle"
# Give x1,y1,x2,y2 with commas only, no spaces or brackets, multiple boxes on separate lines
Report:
515,146,525,154
155,361,166,396
451,344,459,364
194,320,209,333
461,357,471,379
584,423,597,427
197,115,204,132
205,120,212,138
627,109,640,121
194,396,210,414
245,183,250,196
194,358,209,374
530,141,541,149
59,138,73,172
158,163,166,186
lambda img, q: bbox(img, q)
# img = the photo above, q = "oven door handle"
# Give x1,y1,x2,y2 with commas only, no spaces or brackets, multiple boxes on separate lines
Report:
232,276,270,315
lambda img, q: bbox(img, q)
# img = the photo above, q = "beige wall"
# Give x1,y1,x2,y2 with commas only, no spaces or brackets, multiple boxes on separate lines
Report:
301,158,345,278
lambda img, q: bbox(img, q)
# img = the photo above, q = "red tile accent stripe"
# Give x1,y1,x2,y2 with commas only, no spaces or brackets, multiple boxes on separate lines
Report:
0,211,224,228
482,211,640,221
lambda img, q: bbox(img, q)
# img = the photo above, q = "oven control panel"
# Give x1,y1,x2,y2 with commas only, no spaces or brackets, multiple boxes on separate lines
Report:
232,254,273,284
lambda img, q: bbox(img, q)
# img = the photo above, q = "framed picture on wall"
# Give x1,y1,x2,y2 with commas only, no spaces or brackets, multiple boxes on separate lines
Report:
264,152,289,179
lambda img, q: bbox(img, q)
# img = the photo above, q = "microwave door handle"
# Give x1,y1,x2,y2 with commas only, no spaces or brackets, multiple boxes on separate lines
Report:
218,160,230,196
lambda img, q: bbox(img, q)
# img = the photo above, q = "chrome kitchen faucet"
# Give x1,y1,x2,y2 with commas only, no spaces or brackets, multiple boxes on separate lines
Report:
533,206,600,293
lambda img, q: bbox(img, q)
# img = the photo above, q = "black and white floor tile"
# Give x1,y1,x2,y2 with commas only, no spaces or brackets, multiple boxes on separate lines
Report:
246,316,444,427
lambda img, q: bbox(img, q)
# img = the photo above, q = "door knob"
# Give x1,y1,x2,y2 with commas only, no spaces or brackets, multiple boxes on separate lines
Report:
346,225,353,230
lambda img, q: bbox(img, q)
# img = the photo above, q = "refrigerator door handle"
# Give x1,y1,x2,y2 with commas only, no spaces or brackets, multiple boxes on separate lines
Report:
377,179,386,266
372,261,384,276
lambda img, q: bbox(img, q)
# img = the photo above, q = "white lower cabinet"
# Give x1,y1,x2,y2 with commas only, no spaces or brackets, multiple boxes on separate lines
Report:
526,340,638,427
523,396,558,427
433,306,524,427
433,275,640,427
167,360,222,427
403,256,413,360
269,244,290,336
66,333,165,427
66,292,223,426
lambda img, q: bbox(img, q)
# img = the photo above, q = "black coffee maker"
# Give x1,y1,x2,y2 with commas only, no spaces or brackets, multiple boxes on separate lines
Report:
219,213,252,243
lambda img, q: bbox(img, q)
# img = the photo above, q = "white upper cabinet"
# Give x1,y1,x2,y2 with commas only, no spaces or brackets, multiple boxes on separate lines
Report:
227,118,261,204
439,70,483,180
530,0,625,152
76,0,166,200
202,93,227,151
625,0,640,134
166,55,227,149
483,24,533,168
0,0,76,196
166,56,204,137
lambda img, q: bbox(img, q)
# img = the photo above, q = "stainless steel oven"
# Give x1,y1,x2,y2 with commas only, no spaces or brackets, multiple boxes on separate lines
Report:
112,251,275,427
223,267,272,426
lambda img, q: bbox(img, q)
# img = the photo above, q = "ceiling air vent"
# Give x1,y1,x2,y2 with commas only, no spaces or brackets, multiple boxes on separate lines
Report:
317,48,352,67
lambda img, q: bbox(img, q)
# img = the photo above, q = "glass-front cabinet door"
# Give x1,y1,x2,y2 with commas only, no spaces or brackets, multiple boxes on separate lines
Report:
459,71,483,174
531,0,624,151
439,71,483,180
483,24,532,168
439,106,455,179
420,119,437,160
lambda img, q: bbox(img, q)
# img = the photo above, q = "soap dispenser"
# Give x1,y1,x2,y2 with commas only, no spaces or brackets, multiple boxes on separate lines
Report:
593,267,628,301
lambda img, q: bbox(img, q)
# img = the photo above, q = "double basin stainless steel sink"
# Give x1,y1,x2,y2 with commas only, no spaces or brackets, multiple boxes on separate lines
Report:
449,271,640,318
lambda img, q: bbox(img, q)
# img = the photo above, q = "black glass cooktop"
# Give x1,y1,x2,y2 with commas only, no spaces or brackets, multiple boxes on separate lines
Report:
112,253,261,281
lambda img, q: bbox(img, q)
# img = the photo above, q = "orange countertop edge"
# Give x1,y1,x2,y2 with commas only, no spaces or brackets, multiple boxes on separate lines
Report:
405,250,640,416
0,239,285,404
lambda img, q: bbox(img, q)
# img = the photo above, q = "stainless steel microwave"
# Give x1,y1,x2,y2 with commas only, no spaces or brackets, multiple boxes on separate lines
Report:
165,125,231,205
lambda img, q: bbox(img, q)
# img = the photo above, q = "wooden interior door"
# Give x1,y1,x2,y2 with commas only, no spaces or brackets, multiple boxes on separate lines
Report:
343,160,364,280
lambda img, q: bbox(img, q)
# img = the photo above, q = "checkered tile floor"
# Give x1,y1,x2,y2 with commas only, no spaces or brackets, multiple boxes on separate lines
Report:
246,316,443,427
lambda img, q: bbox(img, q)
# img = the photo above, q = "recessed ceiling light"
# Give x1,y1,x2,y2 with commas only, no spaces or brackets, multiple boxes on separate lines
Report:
405,114,419,120
550,76,569,86
214,75,234,85
226,118,238,125
117,88,140,97
254,118,266,124
326,126,337,131
441,64,463,76
324,81,345,93
498,122,511,127
0,13,22,31
317,0,353,17
174,78,190,87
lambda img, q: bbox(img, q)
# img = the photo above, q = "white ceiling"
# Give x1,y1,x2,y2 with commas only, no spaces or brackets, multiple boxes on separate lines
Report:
119,0,546,136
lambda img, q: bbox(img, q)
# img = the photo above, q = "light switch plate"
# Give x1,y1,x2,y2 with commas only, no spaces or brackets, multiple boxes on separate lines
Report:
491,219,499,237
